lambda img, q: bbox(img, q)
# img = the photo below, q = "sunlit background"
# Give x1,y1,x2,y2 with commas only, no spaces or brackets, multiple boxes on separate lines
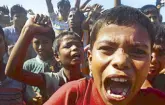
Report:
1,0,165,22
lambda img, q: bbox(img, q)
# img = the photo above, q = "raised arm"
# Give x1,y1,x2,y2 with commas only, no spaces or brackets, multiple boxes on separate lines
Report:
45,0,54,13
114,0,121,7
80,0,91,10
5,15,50,87
75,0,81,9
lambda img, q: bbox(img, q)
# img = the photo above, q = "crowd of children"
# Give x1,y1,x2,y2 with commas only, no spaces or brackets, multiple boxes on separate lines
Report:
0,0,165,105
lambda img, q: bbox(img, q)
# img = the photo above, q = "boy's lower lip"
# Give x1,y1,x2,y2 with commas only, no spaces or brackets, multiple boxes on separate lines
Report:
72,57,81,61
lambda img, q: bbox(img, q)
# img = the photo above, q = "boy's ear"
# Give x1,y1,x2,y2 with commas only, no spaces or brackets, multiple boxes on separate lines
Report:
87,50,92,71
54,52,60,62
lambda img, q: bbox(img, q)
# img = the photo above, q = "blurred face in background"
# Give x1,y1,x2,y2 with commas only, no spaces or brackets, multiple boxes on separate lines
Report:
58,5,70,21
0,11,10,27
68,10,81,29
12,13,27,29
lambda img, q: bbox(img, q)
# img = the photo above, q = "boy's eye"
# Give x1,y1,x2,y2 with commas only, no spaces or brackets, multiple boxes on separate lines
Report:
34,41,40,45
98,46,116,55
63,44,71,48
129,48,147,57
42,41,49,44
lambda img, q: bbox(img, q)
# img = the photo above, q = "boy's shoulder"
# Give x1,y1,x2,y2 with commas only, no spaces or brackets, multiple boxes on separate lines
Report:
43,78,93,105
24,57,37,64
132,88,165,105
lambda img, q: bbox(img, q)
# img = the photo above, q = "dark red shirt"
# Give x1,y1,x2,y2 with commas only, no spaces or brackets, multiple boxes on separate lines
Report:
44,78,165,105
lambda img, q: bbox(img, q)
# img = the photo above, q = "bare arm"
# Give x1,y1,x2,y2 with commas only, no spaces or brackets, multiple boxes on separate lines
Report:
75,0,81,9
114,0,121,7
5,15,50,87
80,0,91,10
45,0,54,13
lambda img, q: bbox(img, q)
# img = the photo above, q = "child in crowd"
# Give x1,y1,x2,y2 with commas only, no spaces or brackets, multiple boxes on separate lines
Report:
23,25,59,104
141,24,165,89
46,0,71,36
3,4,35,63
149,24,165,93
0,26,26,105
5,14,86,103
44,6,165,105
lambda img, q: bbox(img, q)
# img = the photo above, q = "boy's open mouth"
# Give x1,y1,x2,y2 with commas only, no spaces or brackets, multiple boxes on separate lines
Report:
104,76,132,101
72,53,81,60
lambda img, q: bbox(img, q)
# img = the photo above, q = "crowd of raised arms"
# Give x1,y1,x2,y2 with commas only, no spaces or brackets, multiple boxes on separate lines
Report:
0,0,165,105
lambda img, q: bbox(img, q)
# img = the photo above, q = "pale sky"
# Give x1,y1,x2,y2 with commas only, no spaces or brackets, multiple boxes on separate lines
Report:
1,0,165,21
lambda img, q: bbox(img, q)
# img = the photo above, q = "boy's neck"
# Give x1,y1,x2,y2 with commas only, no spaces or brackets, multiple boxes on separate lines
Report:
38,54,53,61
63,66,82,81
70,27,82,38
13,24,22,35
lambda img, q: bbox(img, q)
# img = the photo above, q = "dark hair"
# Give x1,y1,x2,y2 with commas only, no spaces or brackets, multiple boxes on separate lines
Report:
39,27,55,42
53,31,82,54
154,24,165,45
10,4,27,19
90,6,154,50
0,6,9,15
141,5,159,15
57,0,71,9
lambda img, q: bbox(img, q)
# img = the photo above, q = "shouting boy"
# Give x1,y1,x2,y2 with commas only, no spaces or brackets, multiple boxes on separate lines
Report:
44,6,165,105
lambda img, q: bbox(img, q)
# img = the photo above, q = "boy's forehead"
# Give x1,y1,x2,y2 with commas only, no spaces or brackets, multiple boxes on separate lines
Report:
62,35,80,40
97,24,149,41
93,24,151,49
33,35,52,40
61,35,82,44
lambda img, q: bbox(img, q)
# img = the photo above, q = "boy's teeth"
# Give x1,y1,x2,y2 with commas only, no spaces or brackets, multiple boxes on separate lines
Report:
107,90,111,94
122,91,127,96
111,78,127,82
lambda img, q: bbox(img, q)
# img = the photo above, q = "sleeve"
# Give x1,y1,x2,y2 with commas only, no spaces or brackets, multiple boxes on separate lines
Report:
41,72,60,98
23,61,29,70
43,82,79,105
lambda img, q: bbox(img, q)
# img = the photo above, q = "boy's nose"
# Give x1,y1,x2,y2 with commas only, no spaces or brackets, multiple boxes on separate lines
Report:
111,49,131,70
38,44,43,49
151,52,158,65
71,45,78,51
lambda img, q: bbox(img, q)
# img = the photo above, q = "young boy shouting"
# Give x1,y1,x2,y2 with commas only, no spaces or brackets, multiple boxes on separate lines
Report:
44,6,165,105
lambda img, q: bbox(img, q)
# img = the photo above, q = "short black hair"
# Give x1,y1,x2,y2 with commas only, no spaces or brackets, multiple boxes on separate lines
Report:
141,5,159,15
10,4,27,18
53,31,82,54
39,27,55,42
154,24,165,45
0,6,9,15
57,0,71,9
90,6,154,50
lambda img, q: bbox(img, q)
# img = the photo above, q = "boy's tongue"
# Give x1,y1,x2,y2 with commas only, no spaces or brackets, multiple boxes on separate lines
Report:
110,82,127,94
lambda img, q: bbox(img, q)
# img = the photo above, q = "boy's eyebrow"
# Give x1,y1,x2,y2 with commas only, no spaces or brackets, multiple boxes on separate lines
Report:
97,40,149,49
97,40,118,45
130,42,149,49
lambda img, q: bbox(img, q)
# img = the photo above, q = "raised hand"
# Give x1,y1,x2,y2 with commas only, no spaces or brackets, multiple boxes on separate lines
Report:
23,14,51,35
